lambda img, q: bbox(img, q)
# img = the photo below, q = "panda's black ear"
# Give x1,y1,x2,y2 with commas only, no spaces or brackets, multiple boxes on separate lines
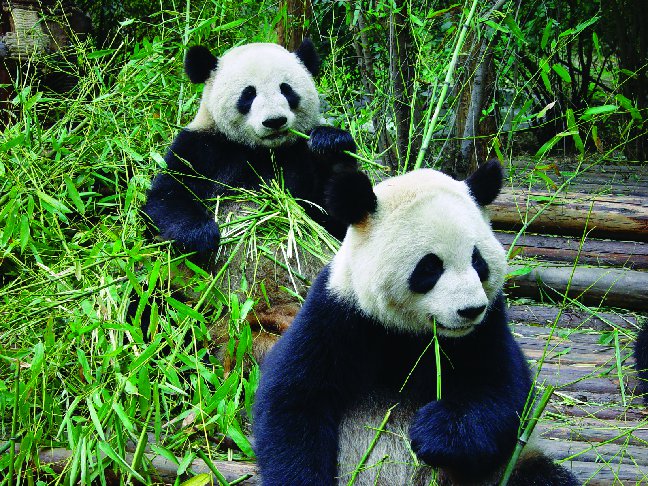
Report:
465,159,503,207
184,46,218,84
294,38,321,76
325,170,377,226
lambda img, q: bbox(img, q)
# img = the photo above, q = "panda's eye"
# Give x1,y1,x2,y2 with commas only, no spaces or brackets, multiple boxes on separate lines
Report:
280,82,300,110
237,85,257,115
409,253,444,294
472,247,490,282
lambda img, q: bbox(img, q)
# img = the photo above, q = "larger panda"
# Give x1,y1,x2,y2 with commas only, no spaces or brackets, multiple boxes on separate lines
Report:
253,161,578,485
143,39,356,254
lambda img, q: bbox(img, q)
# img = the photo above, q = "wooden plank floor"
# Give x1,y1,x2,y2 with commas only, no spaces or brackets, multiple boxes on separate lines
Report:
510,305,648,485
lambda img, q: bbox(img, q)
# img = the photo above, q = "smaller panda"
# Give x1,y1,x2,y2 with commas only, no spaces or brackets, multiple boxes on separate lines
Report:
253,161,579,485
143,39,356,254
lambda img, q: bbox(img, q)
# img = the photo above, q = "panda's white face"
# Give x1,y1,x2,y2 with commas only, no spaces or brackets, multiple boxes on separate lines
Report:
328,169,506,337
188,43,321,148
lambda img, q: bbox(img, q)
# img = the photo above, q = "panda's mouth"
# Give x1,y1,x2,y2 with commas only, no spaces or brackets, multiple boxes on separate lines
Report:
435,322,474,332
262,130,288,140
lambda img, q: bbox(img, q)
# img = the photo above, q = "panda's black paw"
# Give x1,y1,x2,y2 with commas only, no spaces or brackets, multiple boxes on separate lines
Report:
162,220,221,254
308,126,356,160
409,401,501,478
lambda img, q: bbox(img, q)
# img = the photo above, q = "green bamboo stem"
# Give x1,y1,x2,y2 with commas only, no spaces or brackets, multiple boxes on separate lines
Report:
414,0,480,170
433,319,442,400
499,385,555,486
346,403,398,485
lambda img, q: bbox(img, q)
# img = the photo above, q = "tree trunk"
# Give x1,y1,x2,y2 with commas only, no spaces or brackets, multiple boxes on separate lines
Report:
610,0,647,162
352,6,393,168
276,0,313,51
455,39,496,178
388,0,419,172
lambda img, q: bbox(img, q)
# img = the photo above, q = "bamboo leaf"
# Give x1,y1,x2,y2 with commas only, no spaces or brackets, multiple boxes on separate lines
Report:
167,297,205,323
19,215,30,253
552,64,571,84
86,397,106,441
503,14,527,45
180,474,213,486
581,105,618,121
97,441,146,482
64,176,85,213
541,20,552,50
37,191,71,215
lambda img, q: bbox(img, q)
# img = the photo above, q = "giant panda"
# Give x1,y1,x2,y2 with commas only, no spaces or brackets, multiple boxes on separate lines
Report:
139,40,356,355
143,39,356,254
253,161,579,485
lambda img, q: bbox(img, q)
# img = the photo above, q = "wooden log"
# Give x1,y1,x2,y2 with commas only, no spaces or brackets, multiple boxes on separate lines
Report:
508,304,640,331
497,232,648,270
535,436,648,467
506,263,648,311
490,188,648,242
537,419,648,447
33,447,258,484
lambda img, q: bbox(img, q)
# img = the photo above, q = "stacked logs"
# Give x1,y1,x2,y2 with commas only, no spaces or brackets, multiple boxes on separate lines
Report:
491,162,648,311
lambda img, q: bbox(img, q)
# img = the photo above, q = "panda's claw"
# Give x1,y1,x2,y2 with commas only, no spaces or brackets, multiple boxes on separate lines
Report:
308,126,356,157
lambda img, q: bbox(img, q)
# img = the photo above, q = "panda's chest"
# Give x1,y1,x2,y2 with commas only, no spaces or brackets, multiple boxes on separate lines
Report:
227,146,317,197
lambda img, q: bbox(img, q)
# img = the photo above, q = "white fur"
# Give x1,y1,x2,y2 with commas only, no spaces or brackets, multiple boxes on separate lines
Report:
187,43,321,148
337,396,432,485
328,169,506,337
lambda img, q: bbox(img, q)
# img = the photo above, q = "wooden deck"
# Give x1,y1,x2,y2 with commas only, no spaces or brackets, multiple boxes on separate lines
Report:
510,305,647,485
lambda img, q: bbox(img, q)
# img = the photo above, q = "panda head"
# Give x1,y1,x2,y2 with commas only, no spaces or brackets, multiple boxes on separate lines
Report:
327,161,507,338
184,40,322,148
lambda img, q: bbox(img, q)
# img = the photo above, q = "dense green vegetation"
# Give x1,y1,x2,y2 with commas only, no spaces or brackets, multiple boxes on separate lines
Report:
0,0,646,484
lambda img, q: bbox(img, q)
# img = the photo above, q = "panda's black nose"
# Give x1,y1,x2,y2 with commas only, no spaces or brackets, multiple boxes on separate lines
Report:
457,305,486,319
262,116,288,129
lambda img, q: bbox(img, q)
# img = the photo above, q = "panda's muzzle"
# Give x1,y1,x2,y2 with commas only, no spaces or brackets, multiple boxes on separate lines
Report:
457,305,486,320
262,116,288,130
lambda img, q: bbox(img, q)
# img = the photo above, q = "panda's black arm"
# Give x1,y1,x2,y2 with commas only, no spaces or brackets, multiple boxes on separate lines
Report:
144,171,220,253
254,268,357,485
410,298,534,481
143,131,227,253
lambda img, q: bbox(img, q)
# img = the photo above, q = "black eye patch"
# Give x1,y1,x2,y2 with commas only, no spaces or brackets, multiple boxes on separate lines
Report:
472,247,490,282
237,85,256,114
280,82,300,110
409,253,444,294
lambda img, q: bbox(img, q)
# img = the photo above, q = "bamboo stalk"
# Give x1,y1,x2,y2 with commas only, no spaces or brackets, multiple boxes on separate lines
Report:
346,403,398,485
413,0,480,170
499,385,555,486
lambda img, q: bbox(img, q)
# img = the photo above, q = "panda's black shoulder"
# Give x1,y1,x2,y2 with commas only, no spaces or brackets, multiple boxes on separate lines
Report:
164,128,244,173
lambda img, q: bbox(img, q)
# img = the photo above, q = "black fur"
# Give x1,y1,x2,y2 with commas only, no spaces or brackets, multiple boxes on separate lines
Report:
409,253,444,294
635,323,648,402
144,128,356,253
465,159,503,207
507,452,579,486
236,86,256,115
254,268,534,484
184,45,217,84
472,247,490,282
324,170,377,226
280,82,300,110
294,38,321,76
